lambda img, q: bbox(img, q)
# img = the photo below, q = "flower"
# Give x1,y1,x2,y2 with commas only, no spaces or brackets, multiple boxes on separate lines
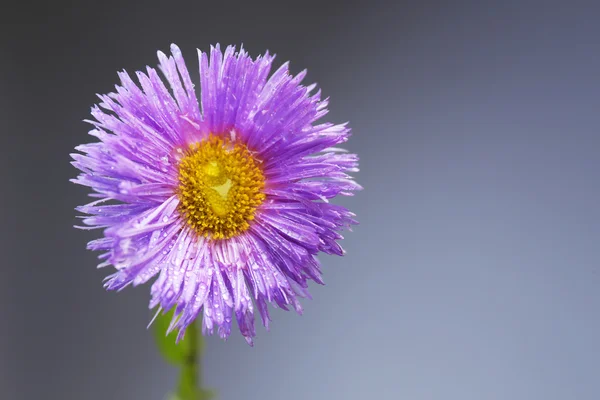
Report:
72,44,361,345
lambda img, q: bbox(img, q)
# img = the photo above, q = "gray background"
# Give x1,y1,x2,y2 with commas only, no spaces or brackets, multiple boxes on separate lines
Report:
2,0,600,399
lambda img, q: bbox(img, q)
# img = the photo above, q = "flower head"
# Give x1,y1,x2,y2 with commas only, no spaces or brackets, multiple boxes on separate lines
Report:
72,44,360,345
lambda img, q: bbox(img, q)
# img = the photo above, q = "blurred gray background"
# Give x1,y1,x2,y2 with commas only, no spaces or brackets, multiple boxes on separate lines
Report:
2,0,600,399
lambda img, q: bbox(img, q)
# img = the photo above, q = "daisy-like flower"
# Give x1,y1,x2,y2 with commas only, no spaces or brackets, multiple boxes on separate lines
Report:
72,44,360,345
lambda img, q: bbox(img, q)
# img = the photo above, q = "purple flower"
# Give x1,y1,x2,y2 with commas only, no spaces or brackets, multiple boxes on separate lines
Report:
72,44,361,345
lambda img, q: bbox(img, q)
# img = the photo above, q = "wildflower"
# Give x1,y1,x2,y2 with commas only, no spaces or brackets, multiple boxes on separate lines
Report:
72,44,360,345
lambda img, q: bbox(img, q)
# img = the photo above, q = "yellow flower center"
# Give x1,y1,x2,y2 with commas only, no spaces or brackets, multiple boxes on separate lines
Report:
177,134,266,240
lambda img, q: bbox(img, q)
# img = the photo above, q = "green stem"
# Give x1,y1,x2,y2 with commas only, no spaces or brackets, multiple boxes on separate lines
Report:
154,309,213,399
177,322,200,398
